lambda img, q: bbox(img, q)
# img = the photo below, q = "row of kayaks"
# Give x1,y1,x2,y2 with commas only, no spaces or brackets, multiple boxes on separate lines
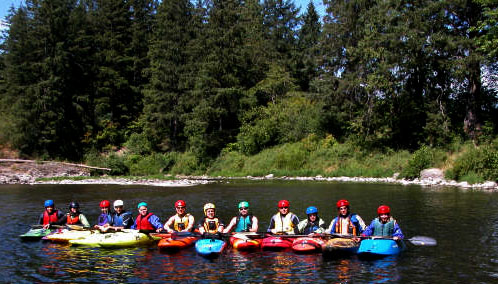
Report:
20,228,404,258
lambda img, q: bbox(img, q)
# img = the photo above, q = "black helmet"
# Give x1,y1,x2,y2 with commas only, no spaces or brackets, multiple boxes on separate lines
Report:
69,201,80,209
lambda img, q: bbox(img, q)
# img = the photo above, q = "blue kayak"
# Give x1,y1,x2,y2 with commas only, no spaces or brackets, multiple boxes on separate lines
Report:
195,238,227,258
357,239,405,258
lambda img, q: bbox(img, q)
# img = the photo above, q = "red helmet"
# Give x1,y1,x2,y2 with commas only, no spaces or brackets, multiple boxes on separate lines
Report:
336,199,350,208
377,205,391,214
278,200,290,208
100,200,110,208
175,200,186,208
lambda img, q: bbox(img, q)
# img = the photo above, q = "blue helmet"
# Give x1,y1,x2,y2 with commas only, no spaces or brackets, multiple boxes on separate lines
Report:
306,206,318,215
137,202,148,209
44,200,54,207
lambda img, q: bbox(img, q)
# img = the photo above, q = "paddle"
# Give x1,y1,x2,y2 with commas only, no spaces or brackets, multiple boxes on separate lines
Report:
31,224,65,229
355,235,437,246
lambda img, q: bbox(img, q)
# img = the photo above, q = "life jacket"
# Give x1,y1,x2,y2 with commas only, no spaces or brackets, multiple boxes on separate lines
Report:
136,212,155,231
202,217,220,234
302,217,323,234
112,211,132,227
66,213,80,225
372,217,395,236
334,215,357,235
273,212,296,234
235,214,253,232
42,210,60,225
97,213,112,226
173,213,191,232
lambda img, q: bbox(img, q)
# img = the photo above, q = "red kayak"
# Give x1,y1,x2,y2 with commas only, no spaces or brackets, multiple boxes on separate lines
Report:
230,235,262,251
292,237,325,253
261,236,293,251
158,236,198,252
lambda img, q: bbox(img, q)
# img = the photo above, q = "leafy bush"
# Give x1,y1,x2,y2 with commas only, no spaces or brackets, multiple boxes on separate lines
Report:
447,145,498,182
124,133,152,155
400,146,446,179
170,151,205,175
127,152,177,176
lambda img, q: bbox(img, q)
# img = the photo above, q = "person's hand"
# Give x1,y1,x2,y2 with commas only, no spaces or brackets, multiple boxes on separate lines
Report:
43,224,50,230
270,229,276,234
352,237,361,243
393,236,400,241
156,228,163,233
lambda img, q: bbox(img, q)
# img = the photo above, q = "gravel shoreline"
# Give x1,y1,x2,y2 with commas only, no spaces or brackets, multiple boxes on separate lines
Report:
1,162,496,191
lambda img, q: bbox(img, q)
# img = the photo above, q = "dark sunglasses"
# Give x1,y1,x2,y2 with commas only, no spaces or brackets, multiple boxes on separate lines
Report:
176,206,185,209
279,207,289,209
239,207,248,210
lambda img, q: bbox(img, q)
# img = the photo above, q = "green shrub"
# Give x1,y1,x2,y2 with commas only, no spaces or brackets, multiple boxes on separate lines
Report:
448,145,498,182
170,151,205,175
400,146,445,179
104,153,129,176
127,152,177,176
124,133,152,155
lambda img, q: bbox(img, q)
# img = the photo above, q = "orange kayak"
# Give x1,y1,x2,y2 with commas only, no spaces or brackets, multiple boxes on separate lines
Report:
158,236,198,252
230,236,261,251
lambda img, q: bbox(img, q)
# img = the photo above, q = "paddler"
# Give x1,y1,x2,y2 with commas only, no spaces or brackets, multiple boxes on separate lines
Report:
163,200,195,233
94,200,113,231
63,201,90,228
198,203,225,235
327,199,367,237
110,200,134,230
267,200,299,234
223,201,259,233
131,202,163,233
297,206,326,235
38,200,65,229
362,205,404,240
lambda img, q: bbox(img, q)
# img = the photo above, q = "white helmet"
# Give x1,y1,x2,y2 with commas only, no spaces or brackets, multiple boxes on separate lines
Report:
114,200,124,207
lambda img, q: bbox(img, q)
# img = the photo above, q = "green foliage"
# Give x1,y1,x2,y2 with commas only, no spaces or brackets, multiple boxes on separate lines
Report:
237,93,325,155
127,152,177,176
400,146,446,179
446,143,498,182
124,133,152,155
170,151,205,175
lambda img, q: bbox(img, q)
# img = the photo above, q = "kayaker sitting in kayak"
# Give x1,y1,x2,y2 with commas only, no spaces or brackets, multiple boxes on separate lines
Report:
109,200,134,230
223,201,259,233
297,206,326,235
267,200,299,235
362,205,404,241
327,199,367,241
198,203,224,235
131,202,163,233
94,200,113,232
38,200,65,229
164,200,195,233
63,201,90,228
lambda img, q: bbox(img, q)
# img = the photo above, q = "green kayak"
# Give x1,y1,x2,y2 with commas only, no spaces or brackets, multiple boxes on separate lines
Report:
19,228,53,241
69,230,156,248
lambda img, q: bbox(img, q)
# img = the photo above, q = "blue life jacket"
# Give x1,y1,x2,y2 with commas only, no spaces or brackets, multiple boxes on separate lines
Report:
235,215,253,232
97,213,112,226
112,211,132,228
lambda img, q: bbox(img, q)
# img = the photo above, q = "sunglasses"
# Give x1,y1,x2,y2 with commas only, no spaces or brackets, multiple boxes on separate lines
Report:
279,207,289,209
239,207,248,210
176,206,185,209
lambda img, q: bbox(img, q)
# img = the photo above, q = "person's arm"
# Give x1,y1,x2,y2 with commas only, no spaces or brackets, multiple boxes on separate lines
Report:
355,215,367,233
223,217,237,233
122,213,133,229
164,216,175,233
327,219,336,234
392,221,404,240
130,217,137,230
315,218,326,233
150,215,163,232
79,214,90,227
362,221,374,237
186,215,195,232
53,211,66,226
297,219,307,234
38,213,44,225
292,215,300,234
267,216,276,233
217,220,225,233
197,218,206,234
250,216,259,232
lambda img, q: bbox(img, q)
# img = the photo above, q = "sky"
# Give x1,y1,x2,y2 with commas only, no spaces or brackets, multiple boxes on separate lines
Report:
0,0,325,31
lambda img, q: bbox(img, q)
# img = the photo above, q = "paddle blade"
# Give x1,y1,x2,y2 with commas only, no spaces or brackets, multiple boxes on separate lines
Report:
407,236,437,246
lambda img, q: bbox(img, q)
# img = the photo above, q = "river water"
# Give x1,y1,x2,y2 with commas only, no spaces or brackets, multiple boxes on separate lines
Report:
1,181,497,283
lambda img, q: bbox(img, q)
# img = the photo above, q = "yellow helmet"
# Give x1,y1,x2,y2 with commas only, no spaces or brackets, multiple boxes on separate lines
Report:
203,203,216,215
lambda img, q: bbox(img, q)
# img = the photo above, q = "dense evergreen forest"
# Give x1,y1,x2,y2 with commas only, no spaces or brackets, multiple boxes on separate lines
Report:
0,0,497,180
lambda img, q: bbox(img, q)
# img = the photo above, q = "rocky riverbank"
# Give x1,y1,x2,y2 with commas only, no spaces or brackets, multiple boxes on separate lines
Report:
1,161,497,191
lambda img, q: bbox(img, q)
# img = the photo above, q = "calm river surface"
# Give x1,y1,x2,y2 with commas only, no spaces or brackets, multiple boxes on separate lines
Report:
1,181,498,283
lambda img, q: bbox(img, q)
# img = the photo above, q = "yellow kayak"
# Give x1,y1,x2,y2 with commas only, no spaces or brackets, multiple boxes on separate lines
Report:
69,230,156,248
43,229,95,243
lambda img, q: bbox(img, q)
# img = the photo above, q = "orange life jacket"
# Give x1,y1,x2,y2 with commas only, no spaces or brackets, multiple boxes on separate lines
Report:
136,212,155,231
42,210,60,225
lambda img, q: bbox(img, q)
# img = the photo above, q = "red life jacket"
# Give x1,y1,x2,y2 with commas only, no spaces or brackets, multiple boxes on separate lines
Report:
42,210,60,225
67,214,80,225
135,212,155,230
